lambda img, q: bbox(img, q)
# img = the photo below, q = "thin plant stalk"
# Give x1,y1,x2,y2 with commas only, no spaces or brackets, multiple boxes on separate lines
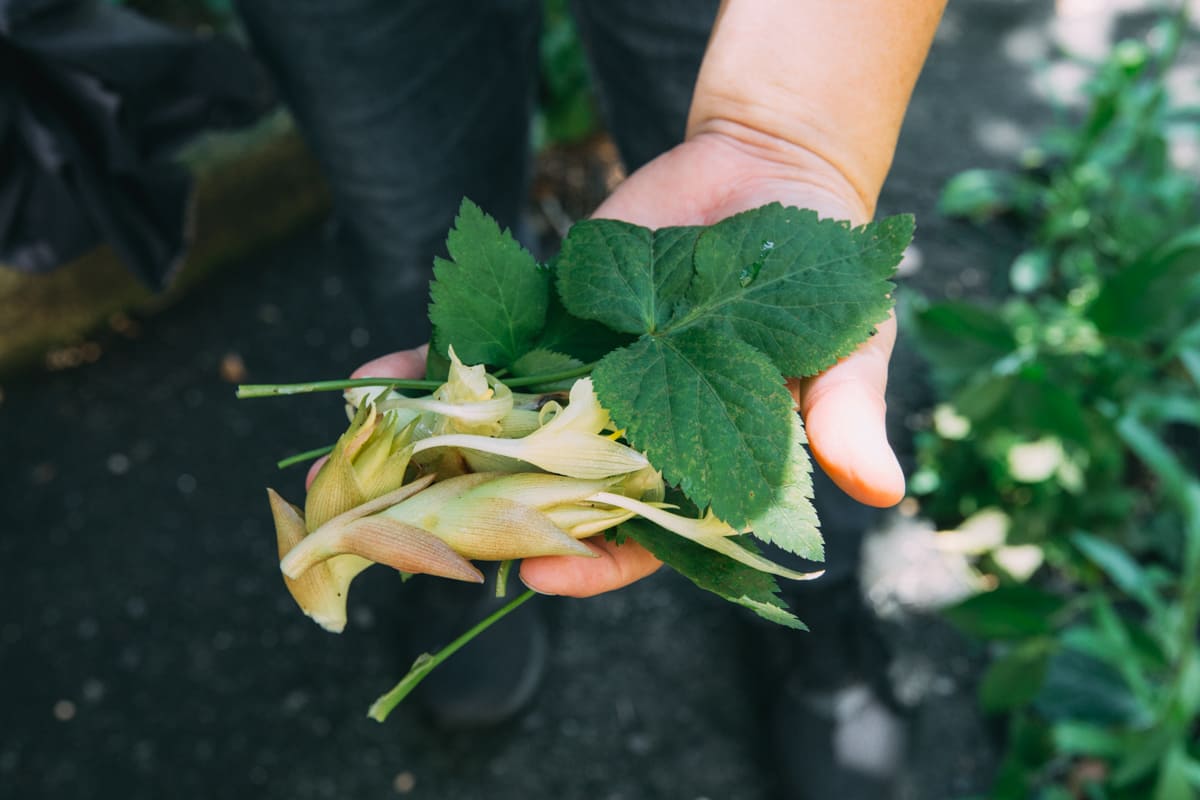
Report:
367,589,536,722
277,444,334,470
236,362,594,400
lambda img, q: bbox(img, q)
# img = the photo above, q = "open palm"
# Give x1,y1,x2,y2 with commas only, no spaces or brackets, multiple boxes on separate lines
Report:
351,132,906,597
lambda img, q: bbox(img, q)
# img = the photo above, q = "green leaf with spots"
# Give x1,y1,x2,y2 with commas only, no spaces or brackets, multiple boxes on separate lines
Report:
592,328,794,527
429,199,550,367
682,204,908,377
622,520,807,630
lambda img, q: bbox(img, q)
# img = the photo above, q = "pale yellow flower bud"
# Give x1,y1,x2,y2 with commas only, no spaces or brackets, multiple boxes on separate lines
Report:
305,403,415,531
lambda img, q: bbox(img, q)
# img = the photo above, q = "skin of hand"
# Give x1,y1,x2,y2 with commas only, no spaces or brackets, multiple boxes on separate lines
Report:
340,0,947,598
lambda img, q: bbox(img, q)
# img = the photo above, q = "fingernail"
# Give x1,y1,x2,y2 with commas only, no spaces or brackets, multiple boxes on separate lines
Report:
519,575,556,596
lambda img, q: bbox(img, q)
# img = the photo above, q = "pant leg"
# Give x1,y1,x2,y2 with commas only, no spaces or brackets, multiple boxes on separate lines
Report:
570,0,719,172
235,0,541,346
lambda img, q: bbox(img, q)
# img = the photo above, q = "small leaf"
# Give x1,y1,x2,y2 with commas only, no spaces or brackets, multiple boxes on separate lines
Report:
1052,721,1126,757
509,348,584,391
1071,531,1161,611
944,584,1065,640
429,198,549,366
1154,746,1197,800
1033,648,1144,725
1089,226,1200,340
979,638,1054,713
938,168,1023,220
593,328,794,526
556,219,699,334
622,520,806,630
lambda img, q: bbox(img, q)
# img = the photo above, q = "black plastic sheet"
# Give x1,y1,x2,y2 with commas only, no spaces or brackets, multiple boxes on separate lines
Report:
0,0,272,288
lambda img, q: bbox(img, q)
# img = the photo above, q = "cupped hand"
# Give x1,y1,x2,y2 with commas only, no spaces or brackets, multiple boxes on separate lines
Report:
342,133,906,599
520,131,905,597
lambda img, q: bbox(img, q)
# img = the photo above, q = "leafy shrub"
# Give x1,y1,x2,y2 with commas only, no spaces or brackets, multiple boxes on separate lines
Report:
909,12,1200,799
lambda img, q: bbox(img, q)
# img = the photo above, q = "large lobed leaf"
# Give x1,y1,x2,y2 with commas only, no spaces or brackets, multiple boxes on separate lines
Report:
428,199,549,367
563,203,910,532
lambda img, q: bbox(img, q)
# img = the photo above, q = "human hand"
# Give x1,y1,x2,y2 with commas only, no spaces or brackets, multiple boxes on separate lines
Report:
334,135,905,599
519,131,905,597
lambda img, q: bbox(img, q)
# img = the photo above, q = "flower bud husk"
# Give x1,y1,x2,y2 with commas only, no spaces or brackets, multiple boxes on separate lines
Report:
305,404,415,531
281,515,484,584
411,430,647,479
269,487,371,633
428,497,595,559
588,492,823,581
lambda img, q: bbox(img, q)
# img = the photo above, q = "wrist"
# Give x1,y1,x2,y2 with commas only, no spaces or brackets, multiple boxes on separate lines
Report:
682,127,875,225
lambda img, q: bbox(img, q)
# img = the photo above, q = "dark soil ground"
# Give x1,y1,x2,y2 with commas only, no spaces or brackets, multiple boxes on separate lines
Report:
2,2,1175,798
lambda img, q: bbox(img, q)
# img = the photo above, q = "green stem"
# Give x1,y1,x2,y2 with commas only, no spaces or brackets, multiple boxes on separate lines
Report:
366,589,537,722
236,361,595,399
495,559,514,599
498,362,595,388
276,444,334,470
236,377,442,398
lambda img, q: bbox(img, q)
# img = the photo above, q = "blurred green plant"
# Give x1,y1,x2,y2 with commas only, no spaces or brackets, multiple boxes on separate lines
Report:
908,10,1200,799
532,0,601,149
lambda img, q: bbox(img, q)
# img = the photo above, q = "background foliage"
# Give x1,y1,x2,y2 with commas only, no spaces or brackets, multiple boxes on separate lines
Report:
909,11,1200,799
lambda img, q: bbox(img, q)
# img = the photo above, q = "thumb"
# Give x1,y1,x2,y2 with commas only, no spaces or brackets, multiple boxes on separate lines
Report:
794,314,904,507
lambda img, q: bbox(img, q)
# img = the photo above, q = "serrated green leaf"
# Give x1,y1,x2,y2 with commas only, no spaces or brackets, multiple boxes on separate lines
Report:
428,198,549,366
556,220,699,334
681,204,909,376
748,413,822,561
593,327,794,527
621,520,806,630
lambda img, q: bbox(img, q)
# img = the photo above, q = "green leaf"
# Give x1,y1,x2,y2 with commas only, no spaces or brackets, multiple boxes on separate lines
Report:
1033,648,1144,725
621,520,806,630
556,220,699,334
1089,226,1200,340
556,204,904,526
747,413,822,561
1155,746,1197,800
907,297,1016,385
1052,721,1126,757
979,638,1054,713
535,289,635,362
938,168,1023,220
509,348,584,391
1071,531,1160,611
683,205,908,377
429,198,549,366
593,327,794,527
944,584,1066,640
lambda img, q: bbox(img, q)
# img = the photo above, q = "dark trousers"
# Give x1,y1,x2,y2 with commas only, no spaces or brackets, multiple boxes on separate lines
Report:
235,0,718,346
235,0,872,586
